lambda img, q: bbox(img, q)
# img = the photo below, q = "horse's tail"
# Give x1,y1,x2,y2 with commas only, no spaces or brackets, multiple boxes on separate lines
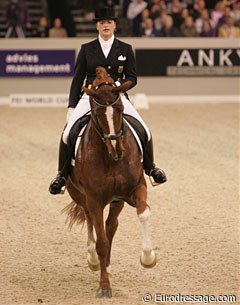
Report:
61,201,86,230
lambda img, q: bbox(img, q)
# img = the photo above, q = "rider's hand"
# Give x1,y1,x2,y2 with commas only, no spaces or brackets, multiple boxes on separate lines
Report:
66,107,74,123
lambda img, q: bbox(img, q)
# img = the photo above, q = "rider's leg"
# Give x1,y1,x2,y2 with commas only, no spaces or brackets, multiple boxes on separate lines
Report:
49,95,91,195
62,95,90,144
49,136,70,195
122,96,167,185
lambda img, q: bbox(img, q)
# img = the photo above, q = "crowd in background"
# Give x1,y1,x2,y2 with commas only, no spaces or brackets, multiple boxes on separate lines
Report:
4,0,240,38
124,0,240,37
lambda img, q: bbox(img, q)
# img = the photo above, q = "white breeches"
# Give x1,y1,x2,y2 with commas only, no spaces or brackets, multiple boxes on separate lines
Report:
62,94,151,144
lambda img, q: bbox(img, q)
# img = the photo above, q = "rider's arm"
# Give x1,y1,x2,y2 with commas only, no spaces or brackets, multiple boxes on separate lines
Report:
68,45,87,108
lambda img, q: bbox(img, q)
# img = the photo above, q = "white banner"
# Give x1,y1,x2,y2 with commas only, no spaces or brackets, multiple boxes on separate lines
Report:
9,94,68,107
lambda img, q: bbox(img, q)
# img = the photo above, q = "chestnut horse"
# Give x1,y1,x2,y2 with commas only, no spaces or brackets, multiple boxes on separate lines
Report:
63,67,156,298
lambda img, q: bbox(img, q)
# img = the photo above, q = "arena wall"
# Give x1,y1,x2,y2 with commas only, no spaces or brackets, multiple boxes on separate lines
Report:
0,38,239,105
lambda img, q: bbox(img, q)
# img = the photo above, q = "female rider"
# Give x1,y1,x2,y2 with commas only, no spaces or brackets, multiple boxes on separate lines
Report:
49,6,167,194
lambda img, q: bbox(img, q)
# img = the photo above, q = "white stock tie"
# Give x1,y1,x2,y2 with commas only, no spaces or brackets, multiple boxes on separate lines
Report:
101,42,111,58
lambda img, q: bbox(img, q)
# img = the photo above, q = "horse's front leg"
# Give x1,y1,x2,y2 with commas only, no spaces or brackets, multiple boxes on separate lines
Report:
131,184,157,268
105,200,124,273
86,212,100,271
88,199,112,298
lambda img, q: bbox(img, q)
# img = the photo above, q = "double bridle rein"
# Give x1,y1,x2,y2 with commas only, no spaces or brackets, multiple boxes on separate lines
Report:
90,82,123,141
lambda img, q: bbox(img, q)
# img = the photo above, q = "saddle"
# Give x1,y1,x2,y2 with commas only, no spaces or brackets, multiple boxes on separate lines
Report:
68,114,148,163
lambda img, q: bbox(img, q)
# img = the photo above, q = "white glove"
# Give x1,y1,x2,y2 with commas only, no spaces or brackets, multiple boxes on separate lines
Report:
66,107,74,123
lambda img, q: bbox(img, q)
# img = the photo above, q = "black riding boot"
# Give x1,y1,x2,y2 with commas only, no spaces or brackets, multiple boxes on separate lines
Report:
49,137,71,195
124,114,167,185
143,137,167,185
49,115,90,195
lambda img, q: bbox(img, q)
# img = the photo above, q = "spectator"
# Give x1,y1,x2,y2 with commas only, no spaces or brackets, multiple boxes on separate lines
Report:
33,16,49,37
158,14,180,36
167,0,184,12
211,1,226,26
217,5,234,29
200,19,217,36
47,0,76,37
188,0,206,21
49,18,68,37
5,0,31,38
153,9,168,31
178,7,190,28
232,0,240,26
180,15,199,36
140,17,159,36
149,3,161,20
218,15,240,37
169,1,183,29
195,8,215,33
127,0,148,36
127,0,148,19
141,7,150,20
140,8,151,26
180,7,190,22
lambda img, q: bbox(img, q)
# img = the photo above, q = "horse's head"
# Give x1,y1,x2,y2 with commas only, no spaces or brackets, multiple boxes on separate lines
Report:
82,67,132,161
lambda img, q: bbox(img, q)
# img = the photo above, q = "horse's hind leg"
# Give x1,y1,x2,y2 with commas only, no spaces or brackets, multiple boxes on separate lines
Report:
86,211,100,271
105,200,124,273
131,184,157,268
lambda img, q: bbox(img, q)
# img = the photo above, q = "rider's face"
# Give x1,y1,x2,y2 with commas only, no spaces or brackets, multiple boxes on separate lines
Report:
96,20,116,40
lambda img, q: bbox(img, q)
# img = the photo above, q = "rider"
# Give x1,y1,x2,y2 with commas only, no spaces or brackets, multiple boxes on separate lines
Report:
49,6,167,195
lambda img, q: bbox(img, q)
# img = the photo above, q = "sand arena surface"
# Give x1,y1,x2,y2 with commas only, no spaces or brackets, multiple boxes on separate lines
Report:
0,103,239,305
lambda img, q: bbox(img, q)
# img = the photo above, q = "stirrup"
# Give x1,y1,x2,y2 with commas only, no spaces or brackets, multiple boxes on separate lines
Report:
148,168,167,187
49,175,66,195
148,171,160,187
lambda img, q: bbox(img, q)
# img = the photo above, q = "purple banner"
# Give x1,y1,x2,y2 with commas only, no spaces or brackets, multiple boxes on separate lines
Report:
0,50,75,77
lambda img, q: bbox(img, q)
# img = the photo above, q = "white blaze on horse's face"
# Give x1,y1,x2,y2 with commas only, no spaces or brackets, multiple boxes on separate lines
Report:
105,106,116,148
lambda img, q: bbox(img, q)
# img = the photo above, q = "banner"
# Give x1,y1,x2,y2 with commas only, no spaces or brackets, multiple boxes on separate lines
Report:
9,94,68,106
136,48,240,77
0,50,75,77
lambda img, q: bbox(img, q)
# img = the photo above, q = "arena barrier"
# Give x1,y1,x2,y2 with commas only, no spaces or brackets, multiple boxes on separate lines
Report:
0,38,239,106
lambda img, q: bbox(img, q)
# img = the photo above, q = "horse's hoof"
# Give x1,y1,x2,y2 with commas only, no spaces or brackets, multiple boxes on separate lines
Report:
88,260,100,271
140,250,157,268
96,288,112,298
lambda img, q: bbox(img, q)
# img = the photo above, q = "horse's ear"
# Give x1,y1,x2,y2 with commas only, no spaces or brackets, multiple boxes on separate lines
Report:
112,81,132,93
82,86,97,97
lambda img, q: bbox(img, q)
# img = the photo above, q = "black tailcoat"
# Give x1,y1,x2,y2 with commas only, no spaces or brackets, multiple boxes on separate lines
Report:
68,38,137,108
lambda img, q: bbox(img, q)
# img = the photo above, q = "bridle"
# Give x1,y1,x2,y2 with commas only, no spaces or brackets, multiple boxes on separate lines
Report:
90,82,123,141
91,82,121,107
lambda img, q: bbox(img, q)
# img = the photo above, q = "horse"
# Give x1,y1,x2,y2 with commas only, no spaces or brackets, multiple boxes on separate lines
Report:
63,66,157,298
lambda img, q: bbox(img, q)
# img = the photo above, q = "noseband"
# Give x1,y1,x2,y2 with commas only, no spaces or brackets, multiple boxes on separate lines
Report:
91,82,123,141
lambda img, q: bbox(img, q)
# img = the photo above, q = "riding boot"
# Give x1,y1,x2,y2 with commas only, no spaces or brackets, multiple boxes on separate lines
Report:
143,137,167,185
49,137,71,195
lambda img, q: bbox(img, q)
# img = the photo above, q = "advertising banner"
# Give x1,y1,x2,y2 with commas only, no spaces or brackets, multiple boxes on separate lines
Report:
136,48,240,77
0,49,75,77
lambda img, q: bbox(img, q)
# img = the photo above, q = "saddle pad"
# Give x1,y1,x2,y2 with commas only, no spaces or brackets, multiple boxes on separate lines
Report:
71,120,143,166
